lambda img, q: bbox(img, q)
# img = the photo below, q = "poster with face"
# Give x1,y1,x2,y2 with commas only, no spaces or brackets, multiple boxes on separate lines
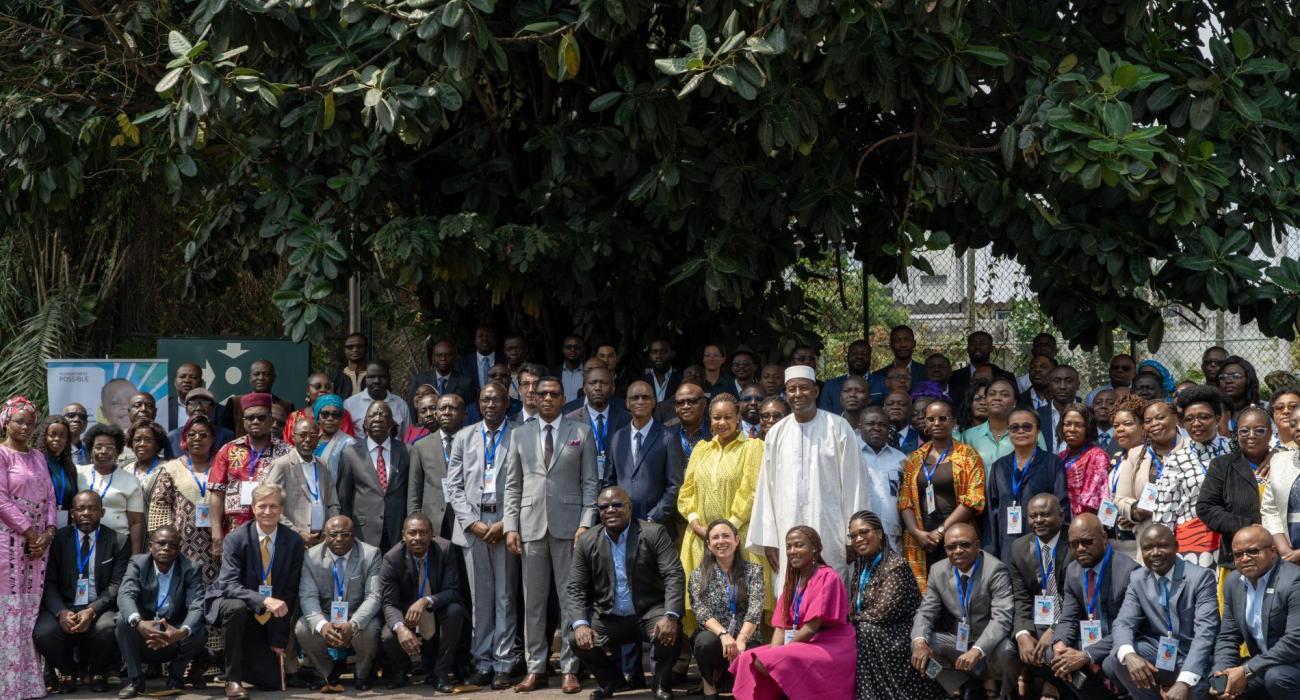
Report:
46,359,172,432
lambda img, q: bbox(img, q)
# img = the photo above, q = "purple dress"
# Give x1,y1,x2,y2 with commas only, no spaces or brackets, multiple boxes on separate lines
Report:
0,445,56,699
730,565,855,700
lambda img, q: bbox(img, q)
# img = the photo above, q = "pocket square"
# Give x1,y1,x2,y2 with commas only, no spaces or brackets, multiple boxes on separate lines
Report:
568,439,581,446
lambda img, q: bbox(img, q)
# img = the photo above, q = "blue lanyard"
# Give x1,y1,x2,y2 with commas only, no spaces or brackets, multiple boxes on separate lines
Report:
418,554,431,596
1109,455,1123,493
924,444,952,483
589,414,608,454
313,441,328,457
680,428,695,458
719,568,738,620
1147,438,1177,480
1081,544,1113,619
953,555,982,621
92,469,115,499
75,529,99,577
185,457,206,498
1062,448,1084,473
855,552,882,612
483,424,507,468
791,576,807,628
156,573,174,615
247,446,267,480
143,456,161,476
303,460,320,502
1034,537,1054,593
332,557,347,600
1157,576,1174,633
1010,449,1036,502
48,460,67,506
256,537,276,585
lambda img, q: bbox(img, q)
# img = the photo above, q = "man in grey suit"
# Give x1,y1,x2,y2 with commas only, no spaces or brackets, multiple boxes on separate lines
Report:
1211,525,1300,700
1049,514,1143,700
407,391,467,538
265,416,340,548
1010,494,1072,675
294,516,383,693
337,401,410,551
911,523,1018,693
1105,525,1218,700
447,382,519,690
505,376,599,693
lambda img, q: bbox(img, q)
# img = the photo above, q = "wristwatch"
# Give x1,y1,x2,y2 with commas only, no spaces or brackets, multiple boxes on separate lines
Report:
935,525,947,537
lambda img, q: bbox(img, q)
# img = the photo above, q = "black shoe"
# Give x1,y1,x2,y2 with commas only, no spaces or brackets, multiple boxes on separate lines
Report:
118,679,145,699
626,674,647,690
286,669,321,688
89,677,111,693
432,675,456,693
388,672,409,689
654,689,675,700
493,671,513,690
590,688,616,700
355,677,373,691
57,678,77,695
470,670,494,687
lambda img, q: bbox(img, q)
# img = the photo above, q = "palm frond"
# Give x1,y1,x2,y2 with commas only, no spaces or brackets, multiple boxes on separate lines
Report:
0,288,86,407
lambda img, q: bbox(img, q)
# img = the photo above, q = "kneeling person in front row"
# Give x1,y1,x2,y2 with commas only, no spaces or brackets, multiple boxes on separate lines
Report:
115,525,210,698
567,487,683,700
379,513,465,692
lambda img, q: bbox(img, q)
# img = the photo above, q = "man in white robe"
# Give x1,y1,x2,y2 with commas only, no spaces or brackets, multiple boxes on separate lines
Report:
747,365,864,582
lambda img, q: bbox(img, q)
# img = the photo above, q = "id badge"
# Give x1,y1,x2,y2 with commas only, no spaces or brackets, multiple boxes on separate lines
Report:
310,503,325,531
482,467,497,498
1033,595,1055,626
240,480,260,506
783,628,796,644
74,577,90,605
1098,499,1119,527
1006,506,1023,534
330,600,349,624
194,503,211,528
56,510,69,528
1080,620,1102,649
955,621,970,652
597,453,607,474
258,584,273,598
925,483,937,515
1137,483,1158,512
1156,635,1179,671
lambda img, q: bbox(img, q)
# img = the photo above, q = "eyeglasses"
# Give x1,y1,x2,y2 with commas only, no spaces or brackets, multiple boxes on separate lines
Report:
944,541,974,552
1232,546,1273,561
563,344,583,350
596,501,626,511
627,394,653,402
1183,413,1217,424
675,397,705,407
535,390,563,398
1008,422,1036,433
63,412,88,420
1238,427,1270,438
1219,372,1245,381
760,412,785,420
318,410,342,419
1069,536,1097,548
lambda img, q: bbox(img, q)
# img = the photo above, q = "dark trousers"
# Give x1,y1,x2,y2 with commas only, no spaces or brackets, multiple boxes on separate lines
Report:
567,614,682,693
218,599,283,690
693,630,760,684
114,617,208,682
34,609,118,675
1030,659,1109,700
381,601,467,679
1240,664,1300,700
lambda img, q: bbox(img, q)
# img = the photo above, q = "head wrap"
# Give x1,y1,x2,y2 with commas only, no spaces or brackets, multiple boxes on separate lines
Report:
240,392,273,410
784,365,816,384
1137,359,1176,395
313,393,345,419
0,395,37,431
910,381,951,402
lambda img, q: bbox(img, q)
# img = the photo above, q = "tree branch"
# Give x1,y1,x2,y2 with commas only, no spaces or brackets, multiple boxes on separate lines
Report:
75,0,135,57
855,131,915,180
497,23,577,45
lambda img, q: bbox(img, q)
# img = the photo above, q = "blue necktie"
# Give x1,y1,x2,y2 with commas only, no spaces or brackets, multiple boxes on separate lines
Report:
480,357,490,387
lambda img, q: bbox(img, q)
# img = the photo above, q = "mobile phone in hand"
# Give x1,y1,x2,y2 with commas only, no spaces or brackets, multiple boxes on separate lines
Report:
925,658,942,678
1210,675,1228,695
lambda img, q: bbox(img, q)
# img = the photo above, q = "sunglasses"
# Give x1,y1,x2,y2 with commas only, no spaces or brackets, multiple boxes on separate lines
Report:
535,390,563,398
63,412,88,420
944,541,975,552
1008,422,1036,433
627,394,653,402
675,397,705,407
1232,546,1272,560
318,410,343,419
596,501,627,511
1237,427,1269,438
1219,372,1245,381
244,413,271,422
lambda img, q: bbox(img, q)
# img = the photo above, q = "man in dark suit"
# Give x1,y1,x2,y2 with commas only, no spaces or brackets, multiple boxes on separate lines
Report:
566,366,632,472
1037,365,1082,454
910,523,1018,692
408,339,479,409
338,400,410,551
205,483,305,699
948,331,1019,409
1010,494,1072,679
168,362,203,431
567,487,683,700
1211,525,1300,699
562,361,630,417
604,380,682,530
1049,513,1142,700
1105,525,1218,700
115,525,209,698
35,490,130,694
379,513,466,691
407,391,467,538
455,325,500,392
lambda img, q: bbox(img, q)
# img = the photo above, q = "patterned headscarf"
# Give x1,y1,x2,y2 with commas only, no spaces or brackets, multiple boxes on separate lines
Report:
1137,359,1176,396
0,395,37,430
910,380,951,402
313,393,345,419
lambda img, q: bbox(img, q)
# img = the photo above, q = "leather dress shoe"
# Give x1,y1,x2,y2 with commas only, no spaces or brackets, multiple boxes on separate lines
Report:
118,679,145,699
654,689,675,700
514,672,546,692
492,671,513,690
387,671,409,689
224,681,250,700
432,675,456,693
355,677,373,691
589,689,616,700
561,672,582,693
57,678,77,694
89,677,111,693
470,670,494,687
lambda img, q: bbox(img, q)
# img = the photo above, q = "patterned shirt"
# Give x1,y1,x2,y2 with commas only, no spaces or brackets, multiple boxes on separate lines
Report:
206,435,290,531
1059,445,1110,515
1153,438,1231,529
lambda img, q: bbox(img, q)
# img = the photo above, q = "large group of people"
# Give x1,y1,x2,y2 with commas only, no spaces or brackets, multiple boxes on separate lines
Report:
1,325,1299,700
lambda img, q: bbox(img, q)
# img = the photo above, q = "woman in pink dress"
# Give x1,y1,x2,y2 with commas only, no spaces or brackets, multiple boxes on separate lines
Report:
0,396,58,699
730,525,855,700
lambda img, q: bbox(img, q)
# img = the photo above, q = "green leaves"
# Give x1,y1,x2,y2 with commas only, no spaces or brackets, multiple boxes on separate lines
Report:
964,46,1009,67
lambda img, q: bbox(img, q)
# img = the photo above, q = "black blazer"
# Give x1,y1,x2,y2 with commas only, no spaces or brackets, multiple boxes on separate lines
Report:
43,524,129,617
204,522,304,648
603,423,683,525
406,369,478,408
379,539,461,631
117,553,205,631
1051,549,1143,662
1007,531,1073,636
566,520,684,623
1215,560,1300,674
949,364,1018,409
1196,452,1263,567
455,352,499,387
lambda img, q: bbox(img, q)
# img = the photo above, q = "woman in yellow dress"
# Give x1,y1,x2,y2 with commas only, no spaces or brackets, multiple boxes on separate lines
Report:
678,393,771,630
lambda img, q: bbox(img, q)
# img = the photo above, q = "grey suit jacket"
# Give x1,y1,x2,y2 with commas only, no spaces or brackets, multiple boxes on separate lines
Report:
298,540,383,632
503,416,599,541
1113,560,1219,679
446,420,512,547
1214,560,1300,674
1052,546,1142,662
265,451,340,538
337,439,411,548
407,430,454,531
911,552,1014,654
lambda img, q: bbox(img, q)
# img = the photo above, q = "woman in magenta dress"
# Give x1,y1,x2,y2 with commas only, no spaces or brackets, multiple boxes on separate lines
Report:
0,396,58,699
730,525,855,700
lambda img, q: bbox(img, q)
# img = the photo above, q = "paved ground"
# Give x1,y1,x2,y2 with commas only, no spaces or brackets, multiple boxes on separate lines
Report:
64,685,681,699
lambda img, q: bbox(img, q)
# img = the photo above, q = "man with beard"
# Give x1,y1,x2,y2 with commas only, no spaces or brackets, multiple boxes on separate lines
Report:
949,332,1018,409
738,386,765,439
820,339,882,414
644,339,680,408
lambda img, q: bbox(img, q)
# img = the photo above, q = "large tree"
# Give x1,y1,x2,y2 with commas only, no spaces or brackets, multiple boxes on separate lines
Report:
3,0,1299,363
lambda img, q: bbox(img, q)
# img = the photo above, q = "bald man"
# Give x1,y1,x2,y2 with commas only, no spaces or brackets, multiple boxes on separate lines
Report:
1211,525,1300,700
295,516,383,692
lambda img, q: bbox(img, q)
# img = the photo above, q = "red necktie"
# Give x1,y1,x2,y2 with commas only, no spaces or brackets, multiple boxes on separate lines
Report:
748,425,757,438
376,445,388,491
1085,568,1097,604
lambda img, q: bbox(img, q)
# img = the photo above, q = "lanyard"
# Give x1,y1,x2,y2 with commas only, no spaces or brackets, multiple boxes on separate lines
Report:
1063,448,1083,473
855,552,883,612
791,575,807,628
1157,576,1174,633
1034,537,1054,593
332,557,347,600
418,554,431,596
1109,455,1122,493
1081,544,1113,619
156,572,174,614
185,457,207,498
92,469,115,499
589,414,608,454
313,441,328,457
48,460,67,506
247,445,267,480
75,530,99,578
719,568,738,620
1010,448,1036,502
924,444,952,483
256,537,276,585
143,456,161,476
953,555,982,621
680,428,695,458
1147,438,1177,480
303,460,320,502
484,424,507,467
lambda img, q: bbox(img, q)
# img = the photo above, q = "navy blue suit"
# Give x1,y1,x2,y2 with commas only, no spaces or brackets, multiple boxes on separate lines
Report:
563,402,632,446
602,422,684,527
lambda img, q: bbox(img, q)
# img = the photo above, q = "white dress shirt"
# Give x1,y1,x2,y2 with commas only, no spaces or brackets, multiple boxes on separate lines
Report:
365,437,395,484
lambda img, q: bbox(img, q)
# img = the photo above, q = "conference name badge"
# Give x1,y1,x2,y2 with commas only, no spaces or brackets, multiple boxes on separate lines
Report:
57,511,69,528
331,600,349,624
784,628,797,645
1156,635,1178,671
1006,506,1023,535
1137,484,1158,512
240,480,260,507
1098,499,1119,527
259,584,273,598
74,578,90,605
1079,620,1102,649
955,621,971,652
925,484,937,515
1033,595,1055,626
195,503,211,528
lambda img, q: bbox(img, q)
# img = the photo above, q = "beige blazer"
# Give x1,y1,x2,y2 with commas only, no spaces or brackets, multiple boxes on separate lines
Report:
1261,449,1300,536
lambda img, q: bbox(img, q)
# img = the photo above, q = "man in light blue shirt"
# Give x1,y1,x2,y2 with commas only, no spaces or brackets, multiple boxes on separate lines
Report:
1212,525,1300,700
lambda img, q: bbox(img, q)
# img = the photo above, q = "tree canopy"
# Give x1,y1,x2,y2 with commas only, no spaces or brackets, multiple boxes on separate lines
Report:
3,0,1299,359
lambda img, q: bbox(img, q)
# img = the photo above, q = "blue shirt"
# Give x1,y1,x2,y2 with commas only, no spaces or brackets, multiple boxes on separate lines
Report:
606,528,635,616
1243,564,1276,652
819,373,887,414
155,563,175,614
